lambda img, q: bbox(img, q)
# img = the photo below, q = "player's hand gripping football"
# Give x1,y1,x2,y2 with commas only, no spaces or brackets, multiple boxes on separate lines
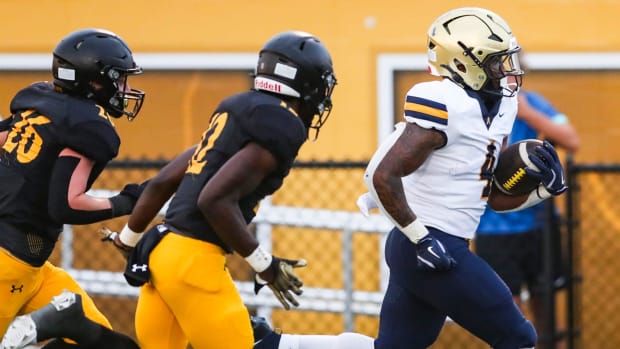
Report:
99,227,133,259
415,235,456,272
524,140,568,196
254,257,307,310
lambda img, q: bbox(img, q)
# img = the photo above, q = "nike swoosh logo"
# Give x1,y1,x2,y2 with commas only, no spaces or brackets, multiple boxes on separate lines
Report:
427,246,439,259
499,113,505,117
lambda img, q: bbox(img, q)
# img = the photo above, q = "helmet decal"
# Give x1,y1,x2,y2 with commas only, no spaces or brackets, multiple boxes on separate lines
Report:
253,31,337,139
274,63,297,79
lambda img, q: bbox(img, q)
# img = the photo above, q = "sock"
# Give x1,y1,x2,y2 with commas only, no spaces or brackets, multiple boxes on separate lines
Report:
282,333,374,349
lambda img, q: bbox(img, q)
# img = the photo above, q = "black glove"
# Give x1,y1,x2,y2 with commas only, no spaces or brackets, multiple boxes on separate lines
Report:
415,235,457,271
109,180,150,216
119,179,150,203
99,227,133,260
525,140,568,196
254,257,307,310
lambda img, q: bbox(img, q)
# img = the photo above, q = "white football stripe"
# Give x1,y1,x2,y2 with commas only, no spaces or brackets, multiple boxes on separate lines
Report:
520,140,541,171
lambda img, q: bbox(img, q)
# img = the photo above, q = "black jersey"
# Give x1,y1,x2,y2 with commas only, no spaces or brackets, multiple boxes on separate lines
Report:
164,90,307,252
0,82,120,264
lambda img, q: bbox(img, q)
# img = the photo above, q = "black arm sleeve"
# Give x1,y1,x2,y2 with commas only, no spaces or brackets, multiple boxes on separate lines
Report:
48,156,117,224
0,116,13,131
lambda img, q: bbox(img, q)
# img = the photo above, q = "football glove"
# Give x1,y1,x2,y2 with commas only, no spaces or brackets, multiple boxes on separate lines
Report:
415,235,457,272
99,227,133,260
525,140,568,196
254,257,307,310
109,180,150,217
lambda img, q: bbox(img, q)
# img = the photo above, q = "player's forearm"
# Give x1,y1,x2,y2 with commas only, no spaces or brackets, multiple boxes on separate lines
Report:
373,174,416,227
0,130,8,147
200,199,258,257
127,146,195,232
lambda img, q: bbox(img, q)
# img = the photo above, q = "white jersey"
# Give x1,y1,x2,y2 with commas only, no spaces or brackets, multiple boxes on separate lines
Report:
370,79,517,239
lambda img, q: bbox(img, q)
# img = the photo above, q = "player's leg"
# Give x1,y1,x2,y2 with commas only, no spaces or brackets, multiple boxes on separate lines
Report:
373,275,445,349
146,233,254,349
441,247,537,349
371,228,450,349
135,282,187,349
0,247,42,337
3,262,138,349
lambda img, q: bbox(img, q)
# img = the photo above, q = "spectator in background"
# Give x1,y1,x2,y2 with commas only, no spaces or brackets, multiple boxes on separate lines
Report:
475,58,580,348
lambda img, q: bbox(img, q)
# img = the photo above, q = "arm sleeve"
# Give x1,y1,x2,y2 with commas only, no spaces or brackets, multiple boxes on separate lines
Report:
47,156,117,224
0,116,13,131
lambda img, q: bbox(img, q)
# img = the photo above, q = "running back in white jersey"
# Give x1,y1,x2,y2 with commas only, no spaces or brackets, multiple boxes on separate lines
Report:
369,78,518,239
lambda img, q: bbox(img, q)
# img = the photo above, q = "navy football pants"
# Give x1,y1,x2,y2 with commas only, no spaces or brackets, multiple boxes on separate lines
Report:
374,227,536,349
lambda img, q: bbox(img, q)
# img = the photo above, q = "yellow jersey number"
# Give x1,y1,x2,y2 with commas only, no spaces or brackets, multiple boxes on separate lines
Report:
187,112,229,175
2,110,51,164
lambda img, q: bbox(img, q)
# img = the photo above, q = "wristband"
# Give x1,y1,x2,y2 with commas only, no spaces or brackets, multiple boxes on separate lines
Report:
535,185,552,200
119,224,143,247
498,184,552,213
400,219,429,244
245,245,273,273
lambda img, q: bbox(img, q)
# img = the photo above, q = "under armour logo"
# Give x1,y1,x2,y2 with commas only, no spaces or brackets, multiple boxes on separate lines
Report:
10,284,24,293
131,264,148,272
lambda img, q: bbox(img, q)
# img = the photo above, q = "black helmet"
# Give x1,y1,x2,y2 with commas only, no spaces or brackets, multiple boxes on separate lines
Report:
254,31,337,138
52,28,145,120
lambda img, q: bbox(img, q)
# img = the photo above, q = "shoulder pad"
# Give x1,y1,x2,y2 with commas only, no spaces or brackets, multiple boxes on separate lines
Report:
245,103,306,162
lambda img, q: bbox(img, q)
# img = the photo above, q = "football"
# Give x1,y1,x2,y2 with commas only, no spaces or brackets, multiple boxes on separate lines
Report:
493,139,543,196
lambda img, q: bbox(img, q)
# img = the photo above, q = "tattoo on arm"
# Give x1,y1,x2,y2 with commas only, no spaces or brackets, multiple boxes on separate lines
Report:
373,123,444,226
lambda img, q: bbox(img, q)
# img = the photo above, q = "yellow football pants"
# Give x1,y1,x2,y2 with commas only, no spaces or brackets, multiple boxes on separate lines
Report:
0,247,111,336
135,233,254,349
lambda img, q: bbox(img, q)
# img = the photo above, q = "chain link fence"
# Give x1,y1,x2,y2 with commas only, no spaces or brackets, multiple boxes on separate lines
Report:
565,162,620,349
47,158,614,349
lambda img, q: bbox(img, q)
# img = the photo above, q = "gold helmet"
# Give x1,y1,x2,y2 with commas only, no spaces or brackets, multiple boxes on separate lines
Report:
427,7,523,96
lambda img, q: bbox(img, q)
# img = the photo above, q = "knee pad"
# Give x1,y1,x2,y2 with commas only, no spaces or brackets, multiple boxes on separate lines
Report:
494,320,537,349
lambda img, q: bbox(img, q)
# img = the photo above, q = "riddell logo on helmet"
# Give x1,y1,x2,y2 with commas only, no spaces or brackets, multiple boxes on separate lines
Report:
254,77,300,97
255,77,281,93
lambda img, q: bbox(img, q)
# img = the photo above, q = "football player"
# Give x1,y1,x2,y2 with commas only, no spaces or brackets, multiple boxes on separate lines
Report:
103,30,337,349
0,29,146,349
254,7,566,349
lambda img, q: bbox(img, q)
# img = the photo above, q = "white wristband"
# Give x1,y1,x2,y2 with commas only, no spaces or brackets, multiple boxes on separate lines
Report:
119,224,143,247
535,185,552,200
400,219,429,244
245,245,273,273
497,184,552,213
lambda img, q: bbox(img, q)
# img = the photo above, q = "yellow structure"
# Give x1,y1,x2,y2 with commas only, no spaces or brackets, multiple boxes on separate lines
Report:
1,1,619,347
1,0,619,162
